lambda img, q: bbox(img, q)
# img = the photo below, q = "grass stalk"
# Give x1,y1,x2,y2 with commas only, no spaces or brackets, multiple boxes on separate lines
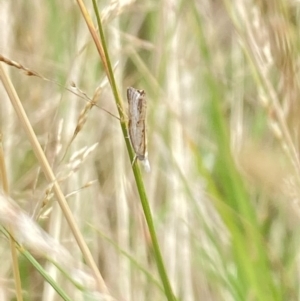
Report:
0,63,108,294
0,228,72,301
76,1,176,300
0,134,23,301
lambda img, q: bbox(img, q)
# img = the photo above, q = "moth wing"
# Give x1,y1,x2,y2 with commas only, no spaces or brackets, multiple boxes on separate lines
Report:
134,121,146,159
141,157,151,173
127,87,149,169
127,87,142,107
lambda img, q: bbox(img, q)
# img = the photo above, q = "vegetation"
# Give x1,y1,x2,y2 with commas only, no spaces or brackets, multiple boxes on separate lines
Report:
0,1,299,300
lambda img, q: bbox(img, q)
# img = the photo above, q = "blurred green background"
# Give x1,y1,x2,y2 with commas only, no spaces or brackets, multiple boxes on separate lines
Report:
1,1,300,300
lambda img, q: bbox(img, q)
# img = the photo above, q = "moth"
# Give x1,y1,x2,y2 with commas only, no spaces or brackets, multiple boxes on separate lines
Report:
127,87,150,172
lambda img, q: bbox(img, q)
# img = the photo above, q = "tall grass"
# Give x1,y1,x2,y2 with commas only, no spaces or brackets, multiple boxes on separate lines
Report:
0,1,300,300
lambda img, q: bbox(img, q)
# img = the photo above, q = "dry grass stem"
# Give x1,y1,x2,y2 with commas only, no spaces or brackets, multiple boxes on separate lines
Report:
1,1,300,300
0,63,109,294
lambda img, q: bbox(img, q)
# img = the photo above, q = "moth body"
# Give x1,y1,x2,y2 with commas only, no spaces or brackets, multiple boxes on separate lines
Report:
127,87,150,172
